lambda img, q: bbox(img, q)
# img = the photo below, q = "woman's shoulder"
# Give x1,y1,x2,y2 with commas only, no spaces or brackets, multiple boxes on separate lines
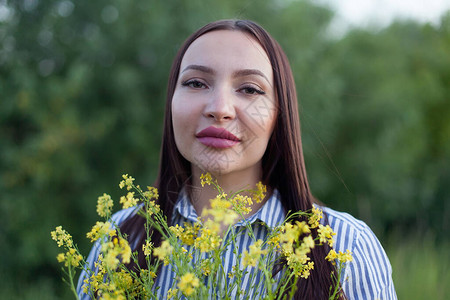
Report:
321,205,369,233
319,205,377,251
322,207,386,256
319,205,397,299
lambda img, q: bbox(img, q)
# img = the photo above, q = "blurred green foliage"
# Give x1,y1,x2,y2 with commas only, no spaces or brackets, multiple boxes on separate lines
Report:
0,0,449,298
387,234,450,300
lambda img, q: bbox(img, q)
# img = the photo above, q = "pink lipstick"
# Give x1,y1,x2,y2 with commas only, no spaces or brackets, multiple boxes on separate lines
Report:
196,126,240,148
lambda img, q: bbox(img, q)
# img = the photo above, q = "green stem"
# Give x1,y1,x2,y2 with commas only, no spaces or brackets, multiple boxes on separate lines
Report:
67,265,80,300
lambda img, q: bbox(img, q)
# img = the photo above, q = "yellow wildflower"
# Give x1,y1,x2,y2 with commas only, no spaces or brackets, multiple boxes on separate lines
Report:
279,223,316,278
325,249,338,264
143,186,159,200
97,193,114,218
144,199,161,216
178,273,200,297
242,239,267,268
200,259,212,276
69,248,83,267
167,288,178,299
170,224,185,240
210,194,231,209
104,251,119,270
82,279,90,294
56,253,65,263
84,255,106,294
287,246,310,265
142,240,153,256
302,235,315,250
204,217,221,233
309,206,323,228
296,221,311,235
203,196,239,226
301,261,315,279
230,194,253,215
268,234,280,249
98,288,126,300
285,246,311,277
326,248,353,265
267,226,284,249
163,257,170,266
114,269,135,290
170,223,201,245
317,224,336,247
153,240,173,261
337,249,353,263
252,181,267,203
200,173,213,187
51,226,74,248
281,242,294,256
101,236,131,269
194,226,222,252
119,174,135,191
86,221,115,243
120,191,139,209
95,254,105,270
56,248,83,267
279,221,309,245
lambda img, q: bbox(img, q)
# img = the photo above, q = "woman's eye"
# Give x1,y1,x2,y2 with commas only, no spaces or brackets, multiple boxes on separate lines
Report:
240,86,265,95
181,80,206,89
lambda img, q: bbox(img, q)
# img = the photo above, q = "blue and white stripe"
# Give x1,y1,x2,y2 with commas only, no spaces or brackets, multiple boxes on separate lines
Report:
154,189,285,299
77,190,397,299
324,208,397,299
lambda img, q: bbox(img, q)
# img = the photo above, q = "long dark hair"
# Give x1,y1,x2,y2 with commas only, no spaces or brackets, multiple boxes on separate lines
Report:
120,19,344,299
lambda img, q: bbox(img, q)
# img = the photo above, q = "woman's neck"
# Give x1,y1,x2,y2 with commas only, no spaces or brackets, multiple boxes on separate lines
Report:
189,164,267,218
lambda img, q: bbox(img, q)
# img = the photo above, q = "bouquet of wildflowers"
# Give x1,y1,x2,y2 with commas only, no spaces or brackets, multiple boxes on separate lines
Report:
51,174,353,299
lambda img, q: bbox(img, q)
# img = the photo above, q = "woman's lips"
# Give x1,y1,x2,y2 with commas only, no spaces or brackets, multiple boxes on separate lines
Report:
197,137,239,148
196,126,240,149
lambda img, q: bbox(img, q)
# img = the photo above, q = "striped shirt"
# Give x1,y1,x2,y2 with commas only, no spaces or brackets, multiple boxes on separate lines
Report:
77,190,397,299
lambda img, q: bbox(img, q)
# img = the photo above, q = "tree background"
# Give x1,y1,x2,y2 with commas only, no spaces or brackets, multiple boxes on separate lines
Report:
1,0,449,299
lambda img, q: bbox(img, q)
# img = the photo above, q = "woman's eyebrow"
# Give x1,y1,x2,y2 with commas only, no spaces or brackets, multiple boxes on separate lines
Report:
181,65,271,86
181,64,215,75
233,69,271,85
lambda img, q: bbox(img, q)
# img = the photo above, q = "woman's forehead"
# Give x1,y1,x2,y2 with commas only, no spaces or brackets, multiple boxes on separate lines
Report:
180,30,273,80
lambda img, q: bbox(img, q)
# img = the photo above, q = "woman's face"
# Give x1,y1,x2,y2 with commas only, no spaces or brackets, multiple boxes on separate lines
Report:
172,30,277,178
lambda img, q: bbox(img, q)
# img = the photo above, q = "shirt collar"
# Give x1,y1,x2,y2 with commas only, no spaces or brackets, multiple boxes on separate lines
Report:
173,187,199,223
172,188,285,229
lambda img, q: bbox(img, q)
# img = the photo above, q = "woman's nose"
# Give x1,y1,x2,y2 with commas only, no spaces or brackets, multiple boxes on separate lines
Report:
203,87,236,121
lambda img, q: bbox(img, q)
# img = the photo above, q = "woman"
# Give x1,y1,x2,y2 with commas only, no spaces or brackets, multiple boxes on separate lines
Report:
77,19,396,299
